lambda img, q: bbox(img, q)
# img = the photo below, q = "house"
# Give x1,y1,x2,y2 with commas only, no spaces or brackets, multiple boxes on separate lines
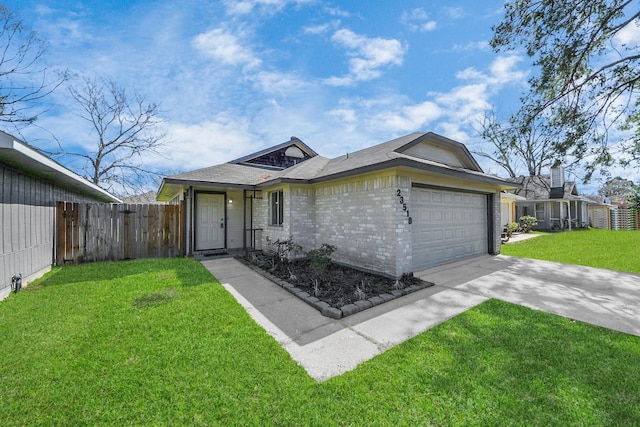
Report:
0,130,120,300
157,132,518,278
121,191,167,204
583,195,613,229
508,166,592,231
500,192,527,226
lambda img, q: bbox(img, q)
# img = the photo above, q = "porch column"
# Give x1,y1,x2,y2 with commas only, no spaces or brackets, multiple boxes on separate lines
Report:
567,201,572,230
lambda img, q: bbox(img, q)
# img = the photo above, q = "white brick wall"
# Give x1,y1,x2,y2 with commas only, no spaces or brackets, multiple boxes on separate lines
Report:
491,191,501,254
256,175,502,277
254,186,291,253
313,175,404,277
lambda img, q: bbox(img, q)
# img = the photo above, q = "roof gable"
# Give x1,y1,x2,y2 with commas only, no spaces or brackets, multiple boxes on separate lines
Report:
510,175,582,201
230,137,317,170
395,132,483,172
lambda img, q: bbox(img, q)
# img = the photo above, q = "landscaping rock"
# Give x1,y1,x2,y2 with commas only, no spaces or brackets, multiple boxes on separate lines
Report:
237,255,433,319
368,296,384,306
354,300,372,310
340,304,359,317
321,306,342,319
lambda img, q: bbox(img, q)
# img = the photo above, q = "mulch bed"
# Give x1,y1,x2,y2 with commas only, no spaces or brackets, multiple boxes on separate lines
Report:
239,254,434,319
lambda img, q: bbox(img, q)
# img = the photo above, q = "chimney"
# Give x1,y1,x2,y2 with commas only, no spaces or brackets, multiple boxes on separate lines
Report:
550,165,564,188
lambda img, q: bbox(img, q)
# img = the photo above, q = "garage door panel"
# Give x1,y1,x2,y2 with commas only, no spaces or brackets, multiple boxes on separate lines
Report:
412,187,488,271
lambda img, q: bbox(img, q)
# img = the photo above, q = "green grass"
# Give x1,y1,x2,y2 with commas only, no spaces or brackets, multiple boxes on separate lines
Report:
2,258,640,425
501,228,640,273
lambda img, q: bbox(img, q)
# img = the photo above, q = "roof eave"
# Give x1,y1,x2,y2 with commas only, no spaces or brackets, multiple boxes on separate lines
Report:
257,158,519,189
157,177,259,201
0,132,121,203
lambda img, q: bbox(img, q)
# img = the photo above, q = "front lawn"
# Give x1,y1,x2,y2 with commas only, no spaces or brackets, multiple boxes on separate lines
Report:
502,228,640,274
1,258,640,425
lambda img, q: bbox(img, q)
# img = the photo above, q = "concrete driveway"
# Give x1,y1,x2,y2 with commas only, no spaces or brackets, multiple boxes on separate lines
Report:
201,255,640,382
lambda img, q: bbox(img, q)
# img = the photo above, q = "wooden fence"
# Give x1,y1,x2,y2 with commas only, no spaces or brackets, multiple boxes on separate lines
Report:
56,202,184,265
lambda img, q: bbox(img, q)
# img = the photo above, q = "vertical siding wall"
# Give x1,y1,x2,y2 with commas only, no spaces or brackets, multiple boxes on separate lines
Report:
225,189,244,249
1,165,95,300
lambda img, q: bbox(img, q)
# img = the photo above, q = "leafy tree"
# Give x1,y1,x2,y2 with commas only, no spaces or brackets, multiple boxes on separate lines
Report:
598,176,635,197
0,6,64,125
55,75,167,195
599,176,638,204
491,0,640,178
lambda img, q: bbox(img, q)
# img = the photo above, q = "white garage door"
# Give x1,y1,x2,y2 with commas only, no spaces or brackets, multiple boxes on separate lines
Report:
411,187,488,271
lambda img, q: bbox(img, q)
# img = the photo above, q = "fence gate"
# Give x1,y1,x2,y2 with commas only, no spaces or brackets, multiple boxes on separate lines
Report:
56,202,184,265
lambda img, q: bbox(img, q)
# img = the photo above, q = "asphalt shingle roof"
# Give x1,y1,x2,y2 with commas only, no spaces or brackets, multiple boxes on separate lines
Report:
509,175,581,201
159,132,517,200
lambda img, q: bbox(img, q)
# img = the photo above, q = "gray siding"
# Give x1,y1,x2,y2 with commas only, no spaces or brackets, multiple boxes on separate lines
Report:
1,164,98,300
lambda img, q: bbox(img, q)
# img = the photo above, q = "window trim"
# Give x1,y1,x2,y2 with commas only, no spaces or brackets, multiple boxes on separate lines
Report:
269,190,284,226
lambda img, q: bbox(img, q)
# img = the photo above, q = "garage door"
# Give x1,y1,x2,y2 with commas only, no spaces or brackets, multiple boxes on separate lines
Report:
411,187,488,271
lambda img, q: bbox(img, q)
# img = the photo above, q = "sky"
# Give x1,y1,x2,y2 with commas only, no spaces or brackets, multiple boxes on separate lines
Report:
3,0,638,194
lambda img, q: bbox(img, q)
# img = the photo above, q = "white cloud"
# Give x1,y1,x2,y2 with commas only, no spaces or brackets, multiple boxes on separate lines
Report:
154,119,259,171
325,108,358,131
192,28,261,69
250,71,309,94
325,7,351,17
356,55,527,139
223,0,312,15
442,6,465,19
370,101,442,133
303,20,341,35
614,18,640,47
401,8,437,32
456,55,527,87
452,41,490,52
324,29,406,86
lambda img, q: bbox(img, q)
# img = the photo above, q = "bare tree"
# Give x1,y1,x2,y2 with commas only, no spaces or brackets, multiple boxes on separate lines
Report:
58,75,167,195
0,6,64,125
475,110,561,178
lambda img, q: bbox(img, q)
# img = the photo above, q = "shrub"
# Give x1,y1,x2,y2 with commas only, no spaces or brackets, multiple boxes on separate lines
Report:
265,237,302,265
519,215,538,233
306,243,337,272
505,222,519,237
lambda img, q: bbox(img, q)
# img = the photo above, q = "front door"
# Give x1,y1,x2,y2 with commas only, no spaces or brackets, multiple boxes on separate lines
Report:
196,193,225,251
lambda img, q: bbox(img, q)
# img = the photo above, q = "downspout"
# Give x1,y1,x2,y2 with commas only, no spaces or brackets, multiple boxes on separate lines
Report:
189,186,194,255
243,189,247,253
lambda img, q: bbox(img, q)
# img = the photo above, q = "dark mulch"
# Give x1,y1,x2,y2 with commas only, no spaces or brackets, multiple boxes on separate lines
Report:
243,253,428,308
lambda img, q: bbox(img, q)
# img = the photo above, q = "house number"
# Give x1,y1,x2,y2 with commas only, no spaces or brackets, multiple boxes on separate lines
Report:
396,188,412,225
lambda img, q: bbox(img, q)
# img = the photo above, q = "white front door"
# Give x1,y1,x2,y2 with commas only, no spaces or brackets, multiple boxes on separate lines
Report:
501,202,511,226
196,193,225,250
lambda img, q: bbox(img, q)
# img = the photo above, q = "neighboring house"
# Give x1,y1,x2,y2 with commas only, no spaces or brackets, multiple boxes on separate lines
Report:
122,191,166,204
158,132,518,278
508,166,592,231
0,130,120,300
500,192,527,227
584,195,613,229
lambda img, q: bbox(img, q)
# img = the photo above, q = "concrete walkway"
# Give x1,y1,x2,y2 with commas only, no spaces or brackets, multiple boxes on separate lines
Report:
200,255,640,382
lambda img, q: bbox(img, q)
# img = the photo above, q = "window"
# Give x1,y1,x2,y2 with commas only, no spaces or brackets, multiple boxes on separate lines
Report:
535,202,545,220
270,190,284,226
